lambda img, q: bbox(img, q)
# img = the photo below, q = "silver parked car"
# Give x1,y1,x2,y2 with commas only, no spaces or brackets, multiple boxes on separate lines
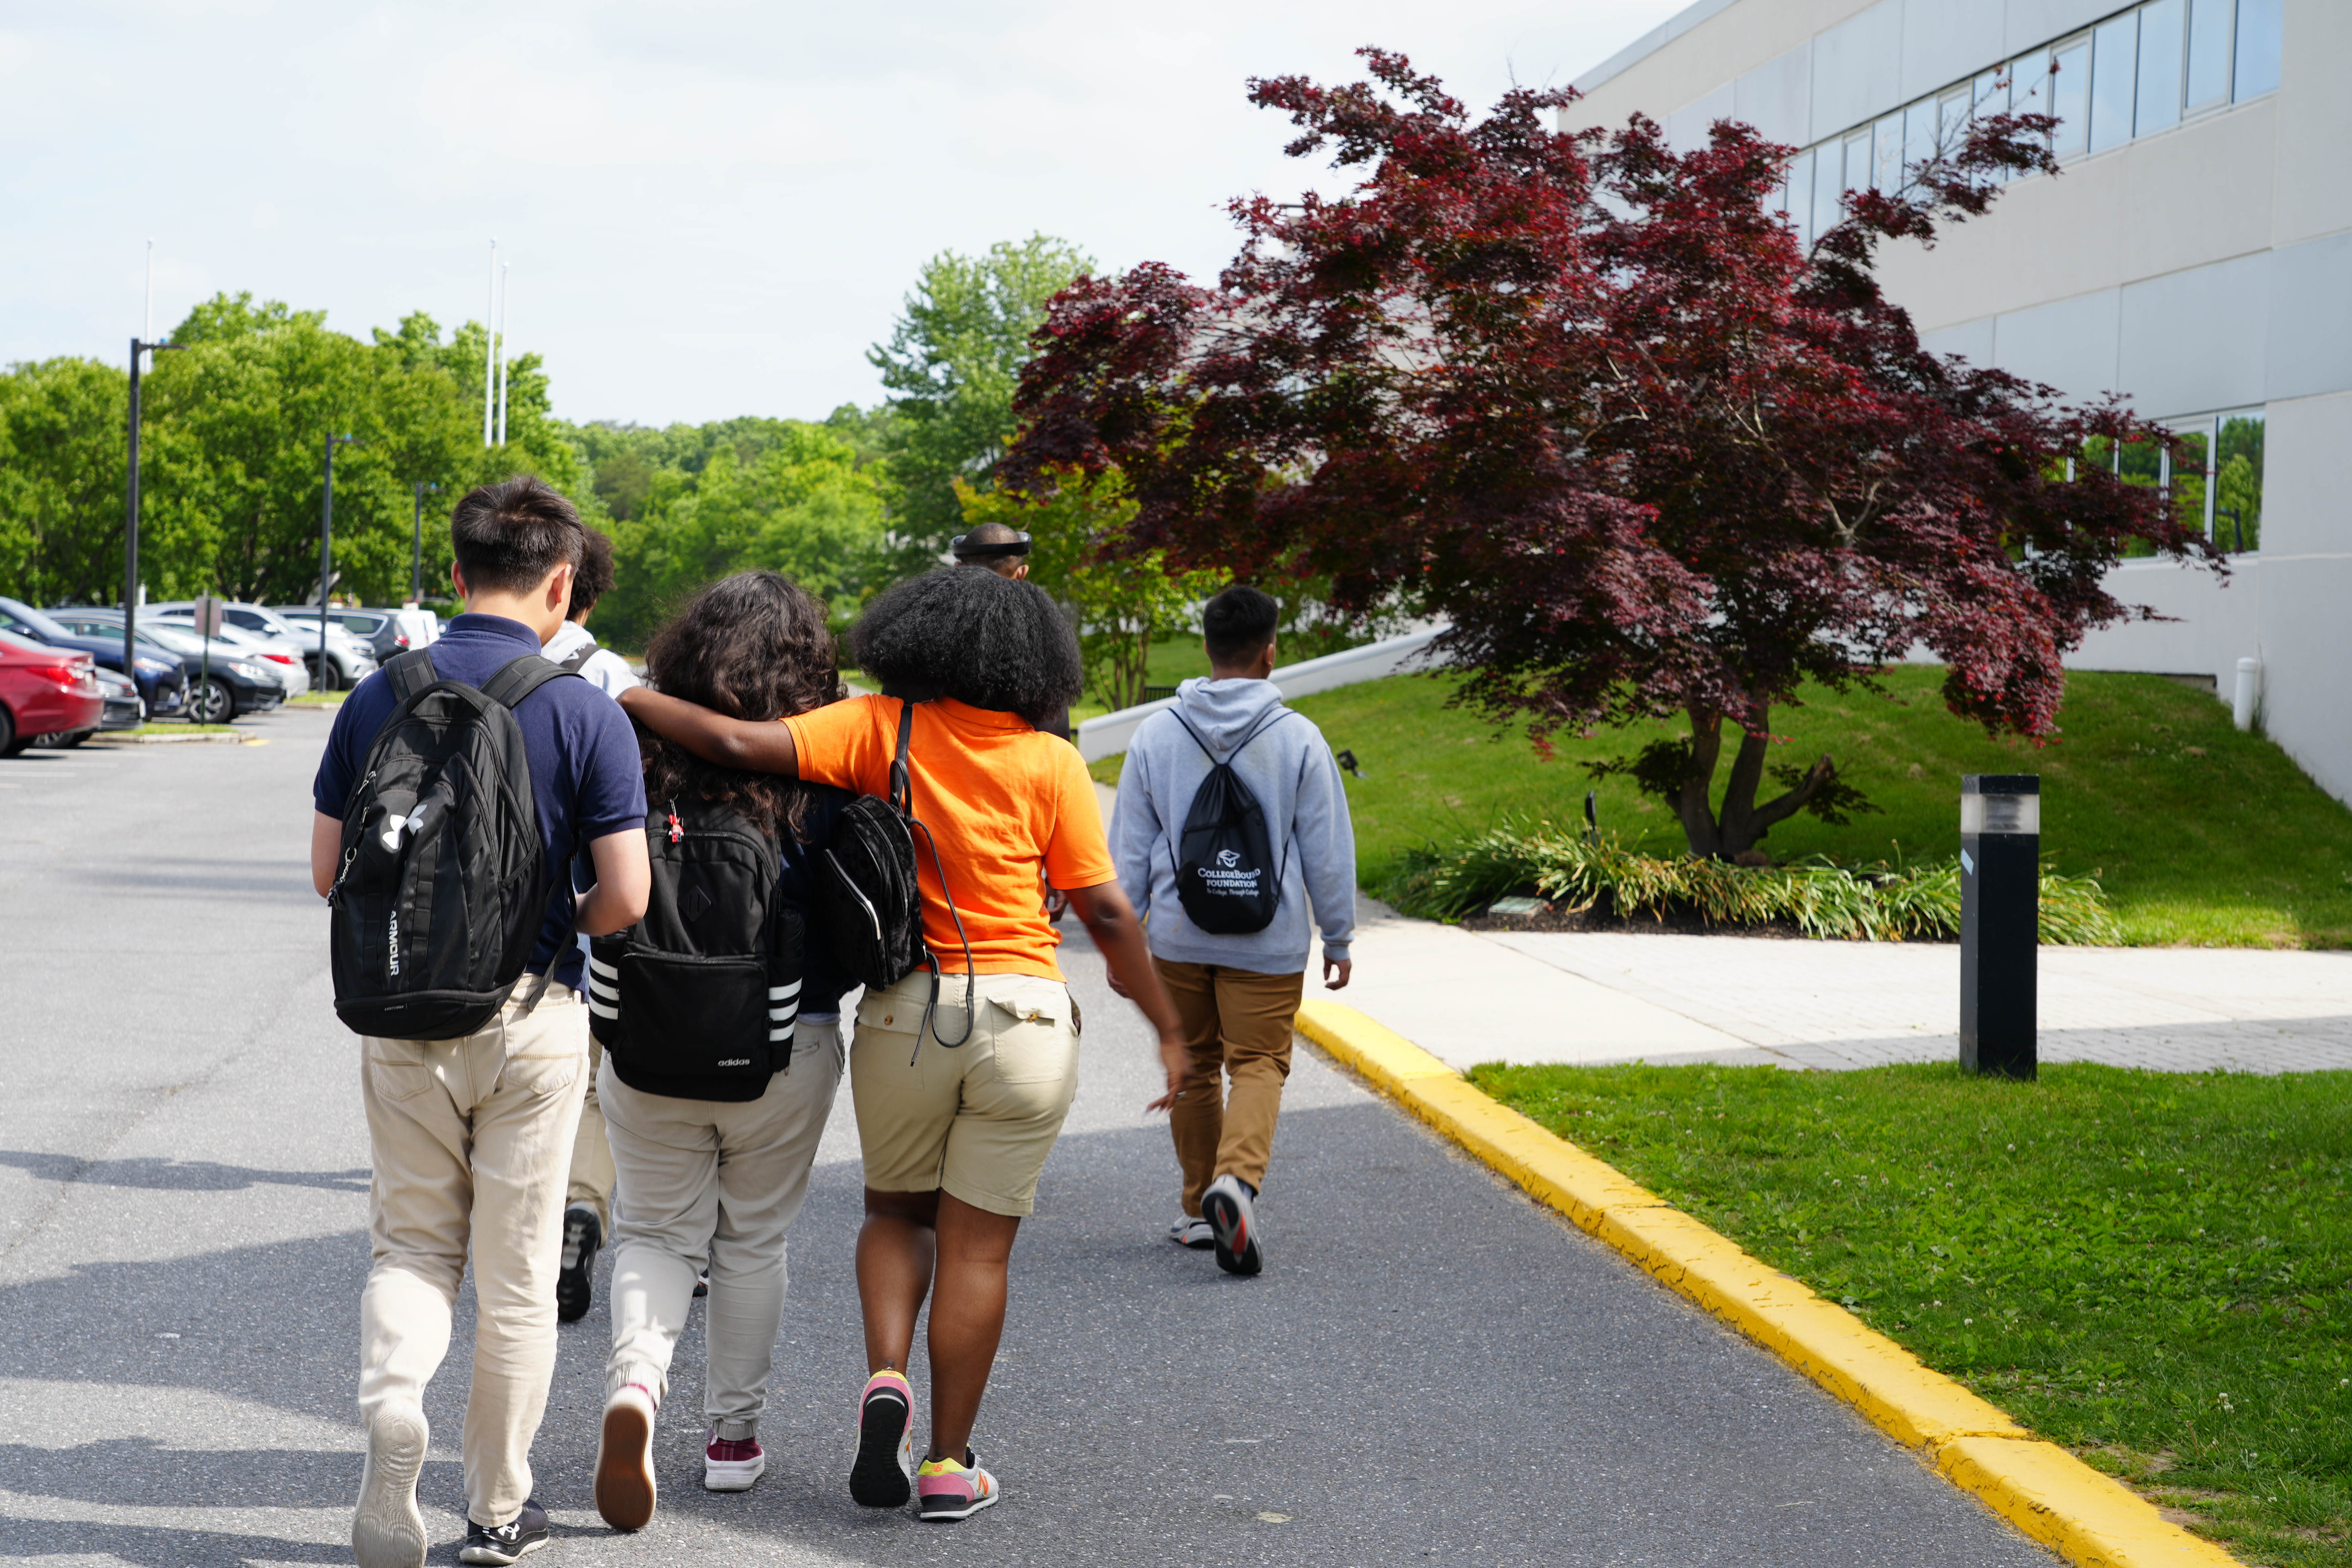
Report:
154,599,376,689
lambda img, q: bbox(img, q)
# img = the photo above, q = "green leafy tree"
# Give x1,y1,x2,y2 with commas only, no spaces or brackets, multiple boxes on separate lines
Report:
595,422,888,648
0,357,131,605
870,236,1094,571
958,465,1219,710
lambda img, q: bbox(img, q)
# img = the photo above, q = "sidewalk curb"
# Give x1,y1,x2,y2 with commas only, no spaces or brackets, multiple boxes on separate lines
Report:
1294,999,2243,1568
88,731,263,745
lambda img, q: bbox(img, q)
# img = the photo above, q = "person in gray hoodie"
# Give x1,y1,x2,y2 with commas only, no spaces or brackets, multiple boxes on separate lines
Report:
1109,584,1356,1275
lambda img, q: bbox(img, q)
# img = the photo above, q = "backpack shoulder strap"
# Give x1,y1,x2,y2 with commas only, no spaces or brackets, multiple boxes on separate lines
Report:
556,639,598,673
480,652,580,711
1169,710,1217,763
386,648,438,704
888,698,915,815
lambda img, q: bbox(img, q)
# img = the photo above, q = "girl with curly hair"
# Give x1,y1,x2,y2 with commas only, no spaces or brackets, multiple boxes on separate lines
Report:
620,565,1186,1523
591,572,857,1530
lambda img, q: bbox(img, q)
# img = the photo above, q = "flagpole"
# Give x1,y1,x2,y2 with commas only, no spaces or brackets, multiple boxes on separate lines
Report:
496,262,511,447
482,239,498,447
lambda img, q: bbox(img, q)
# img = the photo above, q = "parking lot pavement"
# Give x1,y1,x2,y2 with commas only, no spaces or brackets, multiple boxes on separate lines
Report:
1,707,2057,1566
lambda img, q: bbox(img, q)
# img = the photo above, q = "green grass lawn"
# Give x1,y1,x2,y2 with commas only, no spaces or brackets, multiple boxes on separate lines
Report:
1472,1061,2352,1567
1183,665,2352,948
288,691,346,706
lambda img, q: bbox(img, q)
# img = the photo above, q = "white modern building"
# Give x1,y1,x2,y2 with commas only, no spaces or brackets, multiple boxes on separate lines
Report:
1566,0,2352,797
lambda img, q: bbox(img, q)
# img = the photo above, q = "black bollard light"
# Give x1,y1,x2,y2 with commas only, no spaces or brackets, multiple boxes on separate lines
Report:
1959,774,2039,1080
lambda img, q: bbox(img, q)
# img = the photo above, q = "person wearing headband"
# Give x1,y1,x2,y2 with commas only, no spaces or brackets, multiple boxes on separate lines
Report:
949,524,1032,581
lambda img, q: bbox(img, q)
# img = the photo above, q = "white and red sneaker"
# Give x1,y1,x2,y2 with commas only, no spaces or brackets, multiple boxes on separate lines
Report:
594,1382,658,1531
848,1369,915,1508
1202,1173,1263,1276
704,1430,765,1492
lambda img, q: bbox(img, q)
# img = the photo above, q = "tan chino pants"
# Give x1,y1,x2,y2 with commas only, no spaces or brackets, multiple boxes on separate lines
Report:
1155,959,1304,1216
357,984,588,1529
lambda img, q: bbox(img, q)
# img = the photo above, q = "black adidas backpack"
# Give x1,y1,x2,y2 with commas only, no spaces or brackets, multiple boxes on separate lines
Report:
587,796,804,1098
817,699,976,1054
327,649,580,1039
1171,707,1295,935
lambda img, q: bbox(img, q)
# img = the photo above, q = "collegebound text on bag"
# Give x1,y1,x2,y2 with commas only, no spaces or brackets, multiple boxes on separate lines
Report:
587,796,803,1097
327,648,581,1039
817,698,975,1059
1171,706,1294,936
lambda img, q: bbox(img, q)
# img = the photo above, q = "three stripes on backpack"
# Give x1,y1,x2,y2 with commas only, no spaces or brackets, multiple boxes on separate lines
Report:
585,956,800,1042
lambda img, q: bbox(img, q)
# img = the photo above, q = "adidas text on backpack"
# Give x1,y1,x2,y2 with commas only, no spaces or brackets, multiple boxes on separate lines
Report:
1171,707,1293,935
327,649,582,1039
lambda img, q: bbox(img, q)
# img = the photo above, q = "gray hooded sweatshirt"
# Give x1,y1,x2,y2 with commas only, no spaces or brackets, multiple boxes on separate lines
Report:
1111,676,1355,974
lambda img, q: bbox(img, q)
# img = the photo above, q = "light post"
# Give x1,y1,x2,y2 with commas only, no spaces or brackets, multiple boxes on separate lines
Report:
1959,774,2040,1080
124,337,185,687
318,433,360,688
411,481,441,606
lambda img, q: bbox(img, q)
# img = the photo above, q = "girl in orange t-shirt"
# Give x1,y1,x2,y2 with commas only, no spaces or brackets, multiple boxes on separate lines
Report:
620,566,1185,1522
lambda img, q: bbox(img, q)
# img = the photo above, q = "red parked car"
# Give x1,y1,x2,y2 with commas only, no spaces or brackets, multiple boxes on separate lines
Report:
0,629,104,755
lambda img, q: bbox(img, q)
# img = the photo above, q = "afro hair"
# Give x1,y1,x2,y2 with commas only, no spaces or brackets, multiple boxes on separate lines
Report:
850,567,1082,728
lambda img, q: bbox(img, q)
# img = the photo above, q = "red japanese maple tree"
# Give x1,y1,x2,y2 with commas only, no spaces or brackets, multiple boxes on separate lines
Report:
1007,50,2216,859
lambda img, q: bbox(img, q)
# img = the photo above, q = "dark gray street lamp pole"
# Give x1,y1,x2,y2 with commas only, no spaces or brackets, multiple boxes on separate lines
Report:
123,337,184,683
318,433,359,687
411,481,441,605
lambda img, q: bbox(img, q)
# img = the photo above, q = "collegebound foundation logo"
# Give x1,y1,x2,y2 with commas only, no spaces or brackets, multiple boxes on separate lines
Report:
1216,849,1240,869
1197,853,1262,894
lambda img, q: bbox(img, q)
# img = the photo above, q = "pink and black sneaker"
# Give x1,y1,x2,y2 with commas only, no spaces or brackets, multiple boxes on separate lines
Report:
704,1430,765,1492
848,1369,915,1507
916,1449,999,1521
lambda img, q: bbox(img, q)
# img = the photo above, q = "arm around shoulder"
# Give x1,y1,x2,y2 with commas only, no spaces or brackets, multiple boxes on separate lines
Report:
617,685,799,776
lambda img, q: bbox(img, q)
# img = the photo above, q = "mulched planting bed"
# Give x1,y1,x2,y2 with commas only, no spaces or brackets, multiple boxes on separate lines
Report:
1472,1060,2352,1567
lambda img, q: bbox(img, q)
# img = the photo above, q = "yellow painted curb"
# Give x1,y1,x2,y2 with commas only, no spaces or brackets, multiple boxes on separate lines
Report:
1294,999,2243,1568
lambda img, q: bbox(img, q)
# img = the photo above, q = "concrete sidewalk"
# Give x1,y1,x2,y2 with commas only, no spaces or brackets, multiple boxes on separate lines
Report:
1340,898,2352,1074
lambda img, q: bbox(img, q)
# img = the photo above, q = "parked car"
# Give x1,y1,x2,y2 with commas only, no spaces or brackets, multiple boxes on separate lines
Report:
0,629,103,755
42,610,284,723
37,666,143,743
0,596,188,718
273,604,425,668
155,599,369,688
148,608,322,697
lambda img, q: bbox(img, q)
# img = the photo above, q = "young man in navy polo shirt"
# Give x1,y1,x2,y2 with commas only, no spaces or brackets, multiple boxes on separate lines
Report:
311,477,650,1568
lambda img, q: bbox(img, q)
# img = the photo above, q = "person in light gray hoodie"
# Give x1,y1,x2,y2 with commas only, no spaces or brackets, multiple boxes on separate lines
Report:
1109,584,1356,1275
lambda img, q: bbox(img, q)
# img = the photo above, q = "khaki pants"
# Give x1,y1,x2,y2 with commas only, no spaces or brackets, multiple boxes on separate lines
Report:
357,985,588,1529
1156,959,1304,1216
601,1021,843,1440
567,1032,615,1231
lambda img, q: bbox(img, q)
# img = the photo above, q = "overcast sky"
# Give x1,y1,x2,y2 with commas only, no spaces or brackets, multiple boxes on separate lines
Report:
2,0,1687,428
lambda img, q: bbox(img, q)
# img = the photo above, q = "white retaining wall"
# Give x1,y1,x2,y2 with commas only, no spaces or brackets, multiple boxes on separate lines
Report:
1074,629,1442,763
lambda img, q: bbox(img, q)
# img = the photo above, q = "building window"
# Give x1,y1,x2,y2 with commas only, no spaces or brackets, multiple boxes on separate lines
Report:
2234,0,2284,99
2048,35,2093,160
1873,111,1905,190
2090,13,2139,154
1784,147,1816,246
2214,409,2265,553
2134,0,2184,136
2185,0,2233,108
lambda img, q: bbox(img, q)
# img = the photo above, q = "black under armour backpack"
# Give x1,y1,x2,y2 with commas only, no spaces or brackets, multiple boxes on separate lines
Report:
1171,706,1295,935
817,698,975,1054
328,649,581,1039
587,796,804,1097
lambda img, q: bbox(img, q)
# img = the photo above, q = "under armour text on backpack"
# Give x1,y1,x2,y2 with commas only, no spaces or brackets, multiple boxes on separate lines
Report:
587,797,804,1098
327,649,581,1039
1172,707,1294,935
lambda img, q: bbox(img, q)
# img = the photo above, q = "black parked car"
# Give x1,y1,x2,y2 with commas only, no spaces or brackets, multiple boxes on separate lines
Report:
0,596,188,719
42,609,283,722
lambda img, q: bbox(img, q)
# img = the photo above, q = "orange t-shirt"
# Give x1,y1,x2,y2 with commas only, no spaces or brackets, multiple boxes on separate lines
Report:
784,695,1111,981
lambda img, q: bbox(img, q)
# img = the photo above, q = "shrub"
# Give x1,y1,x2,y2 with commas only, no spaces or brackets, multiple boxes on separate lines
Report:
1381,819,2120,944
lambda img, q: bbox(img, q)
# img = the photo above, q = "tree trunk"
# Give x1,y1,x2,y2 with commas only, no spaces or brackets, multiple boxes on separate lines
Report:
1675,703,1844,860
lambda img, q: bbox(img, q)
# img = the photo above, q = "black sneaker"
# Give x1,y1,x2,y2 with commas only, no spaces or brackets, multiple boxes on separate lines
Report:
459,1499,550,1564
1202,1174,1263,1276
557,1206,601,1324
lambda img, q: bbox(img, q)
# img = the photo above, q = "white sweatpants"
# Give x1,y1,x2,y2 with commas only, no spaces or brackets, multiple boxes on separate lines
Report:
600,1020,843,1440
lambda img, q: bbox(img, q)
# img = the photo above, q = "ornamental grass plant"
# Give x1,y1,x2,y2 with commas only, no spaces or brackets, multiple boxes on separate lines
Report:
1382,818,2121,944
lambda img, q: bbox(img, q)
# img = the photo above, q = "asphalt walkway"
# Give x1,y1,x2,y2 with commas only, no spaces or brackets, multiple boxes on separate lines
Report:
0,710,2057,1565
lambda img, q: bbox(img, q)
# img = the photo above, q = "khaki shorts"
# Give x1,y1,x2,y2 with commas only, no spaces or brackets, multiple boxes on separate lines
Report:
850,969,1081,1217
